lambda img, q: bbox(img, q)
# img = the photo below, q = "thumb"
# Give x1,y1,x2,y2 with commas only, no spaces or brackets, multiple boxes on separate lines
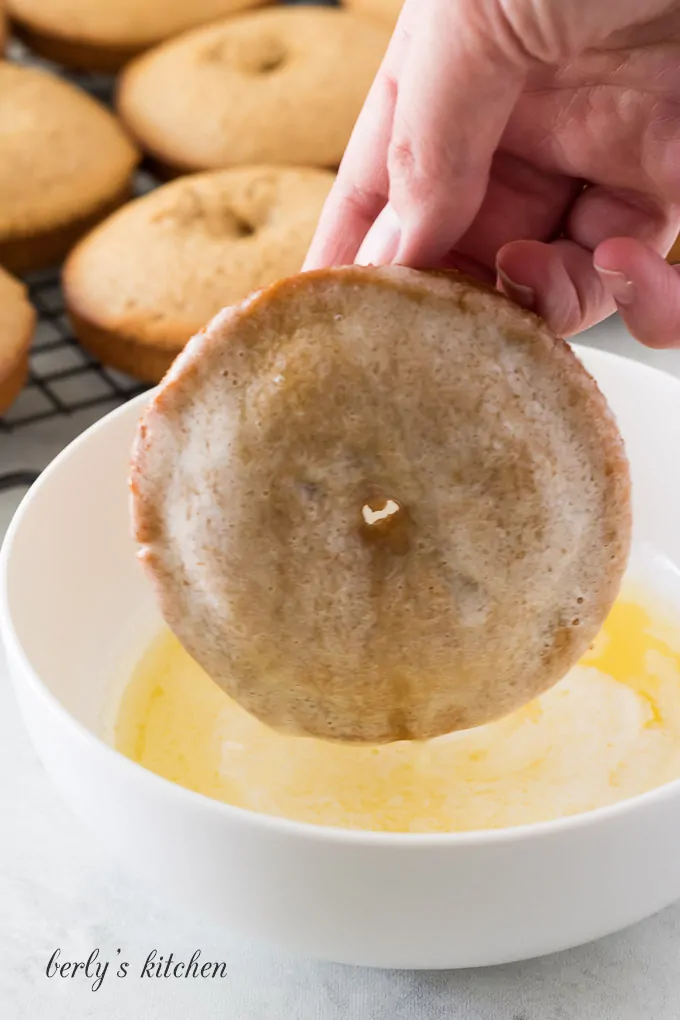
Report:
387,0,526,267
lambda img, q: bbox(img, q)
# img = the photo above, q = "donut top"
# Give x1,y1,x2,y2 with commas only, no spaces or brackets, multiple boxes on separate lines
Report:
64,167,334,350
5,0,268,48
0,63,138,239
118,7,390,172
0,267,34,378
130,266,631,744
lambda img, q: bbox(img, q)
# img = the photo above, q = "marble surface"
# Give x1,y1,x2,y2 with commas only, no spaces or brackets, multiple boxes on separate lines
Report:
3,316,680,1019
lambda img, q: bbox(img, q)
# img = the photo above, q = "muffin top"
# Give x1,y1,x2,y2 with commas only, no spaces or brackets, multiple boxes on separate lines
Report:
0,63,138,240
118,7,389,172
64,166,335,351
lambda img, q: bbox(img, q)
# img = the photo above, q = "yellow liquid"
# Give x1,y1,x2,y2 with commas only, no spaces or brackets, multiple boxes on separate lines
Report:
115,588,680,833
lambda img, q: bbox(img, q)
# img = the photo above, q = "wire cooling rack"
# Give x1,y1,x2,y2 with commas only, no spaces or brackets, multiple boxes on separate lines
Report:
0,0,337,498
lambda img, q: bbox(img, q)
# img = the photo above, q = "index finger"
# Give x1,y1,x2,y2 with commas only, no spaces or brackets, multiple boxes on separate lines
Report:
302,10,413,270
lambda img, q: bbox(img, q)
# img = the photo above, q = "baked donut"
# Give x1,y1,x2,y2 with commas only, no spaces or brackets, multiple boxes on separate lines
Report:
117,7,390,175
5,0,270,72
0,267,35,415
130,266,631,744
0,63,138,275
64,167,334,383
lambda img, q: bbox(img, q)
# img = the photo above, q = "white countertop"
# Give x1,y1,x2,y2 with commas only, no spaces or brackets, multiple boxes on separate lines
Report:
3,316,680,1019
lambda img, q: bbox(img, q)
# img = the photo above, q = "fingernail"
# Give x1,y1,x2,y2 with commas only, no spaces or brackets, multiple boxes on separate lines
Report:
355,204,401,266
595,265,635,305
497,266,536,310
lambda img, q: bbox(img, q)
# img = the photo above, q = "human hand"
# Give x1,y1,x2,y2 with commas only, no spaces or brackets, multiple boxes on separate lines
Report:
304,0,680,347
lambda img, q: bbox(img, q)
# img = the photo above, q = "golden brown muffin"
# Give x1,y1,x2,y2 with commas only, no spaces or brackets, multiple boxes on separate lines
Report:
64,166,334,382
0,4,7,53
669,235,680,263
345,0,402,26
130,266,632,745
117,7,390,175
0,267,35,414
5,0,271,72
0,63,139,275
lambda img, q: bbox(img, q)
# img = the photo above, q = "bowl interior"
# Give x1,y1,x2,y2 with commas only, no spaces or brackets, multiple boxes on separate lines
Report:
4,346,680,741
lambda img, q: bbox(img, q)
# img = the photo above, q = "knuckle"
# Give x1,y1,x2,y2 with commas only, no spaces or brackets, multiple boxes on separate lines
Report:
387,130,472,210
339,181,386,221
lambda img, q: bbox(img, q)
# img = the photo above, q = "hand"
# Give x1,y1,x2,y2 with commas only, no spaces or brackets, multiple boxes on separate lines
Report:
304,0,680,347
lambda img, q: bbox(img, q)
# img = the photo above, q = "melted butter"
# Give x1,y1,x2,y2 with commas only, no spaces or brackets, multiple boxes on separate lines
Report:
115,587,680,833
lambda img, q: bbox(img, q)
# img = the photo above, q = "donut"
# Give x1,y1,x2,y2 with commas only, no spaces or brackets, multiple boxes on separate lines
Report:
64,167,334,383
5,0,270,72
0,267,35,415
0,63,139,275
117,7,390,175
130,266,632,744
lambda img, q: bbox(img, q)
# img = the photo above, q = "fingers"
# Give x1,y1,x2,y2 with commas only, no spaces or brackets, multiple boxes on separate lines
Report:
303,10,412,270
452,152,579,270
497,239,615,336
302,70,395,270
595,237,680,348
497,236,680,349
388,0,526,267
496,186,680,339
305,0,527,271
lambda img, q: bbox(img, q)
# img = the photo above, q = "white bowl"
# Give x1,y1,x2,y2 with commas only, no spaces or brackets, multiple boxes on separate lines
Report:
3,345,680,970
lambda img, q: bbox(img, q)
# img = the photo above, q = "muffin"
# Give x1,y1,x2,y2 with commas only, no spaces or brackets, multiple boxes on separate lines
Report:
117,7,390,176
0,63,139,274
64,166,334,382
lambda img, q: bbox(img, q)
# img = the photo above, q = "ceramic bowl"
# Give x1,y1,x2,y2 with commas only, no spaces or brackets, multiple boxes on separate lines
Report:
3,345,680,969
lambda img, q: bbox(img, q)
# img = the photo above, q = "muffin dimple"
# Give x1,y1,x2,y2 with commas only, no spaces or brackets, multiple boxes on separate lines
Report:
201,32,289,75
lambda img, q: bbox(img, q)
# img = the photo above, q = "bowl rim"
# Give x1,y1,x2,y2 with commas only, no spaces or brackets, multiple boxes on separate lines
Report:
4,343,680,850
